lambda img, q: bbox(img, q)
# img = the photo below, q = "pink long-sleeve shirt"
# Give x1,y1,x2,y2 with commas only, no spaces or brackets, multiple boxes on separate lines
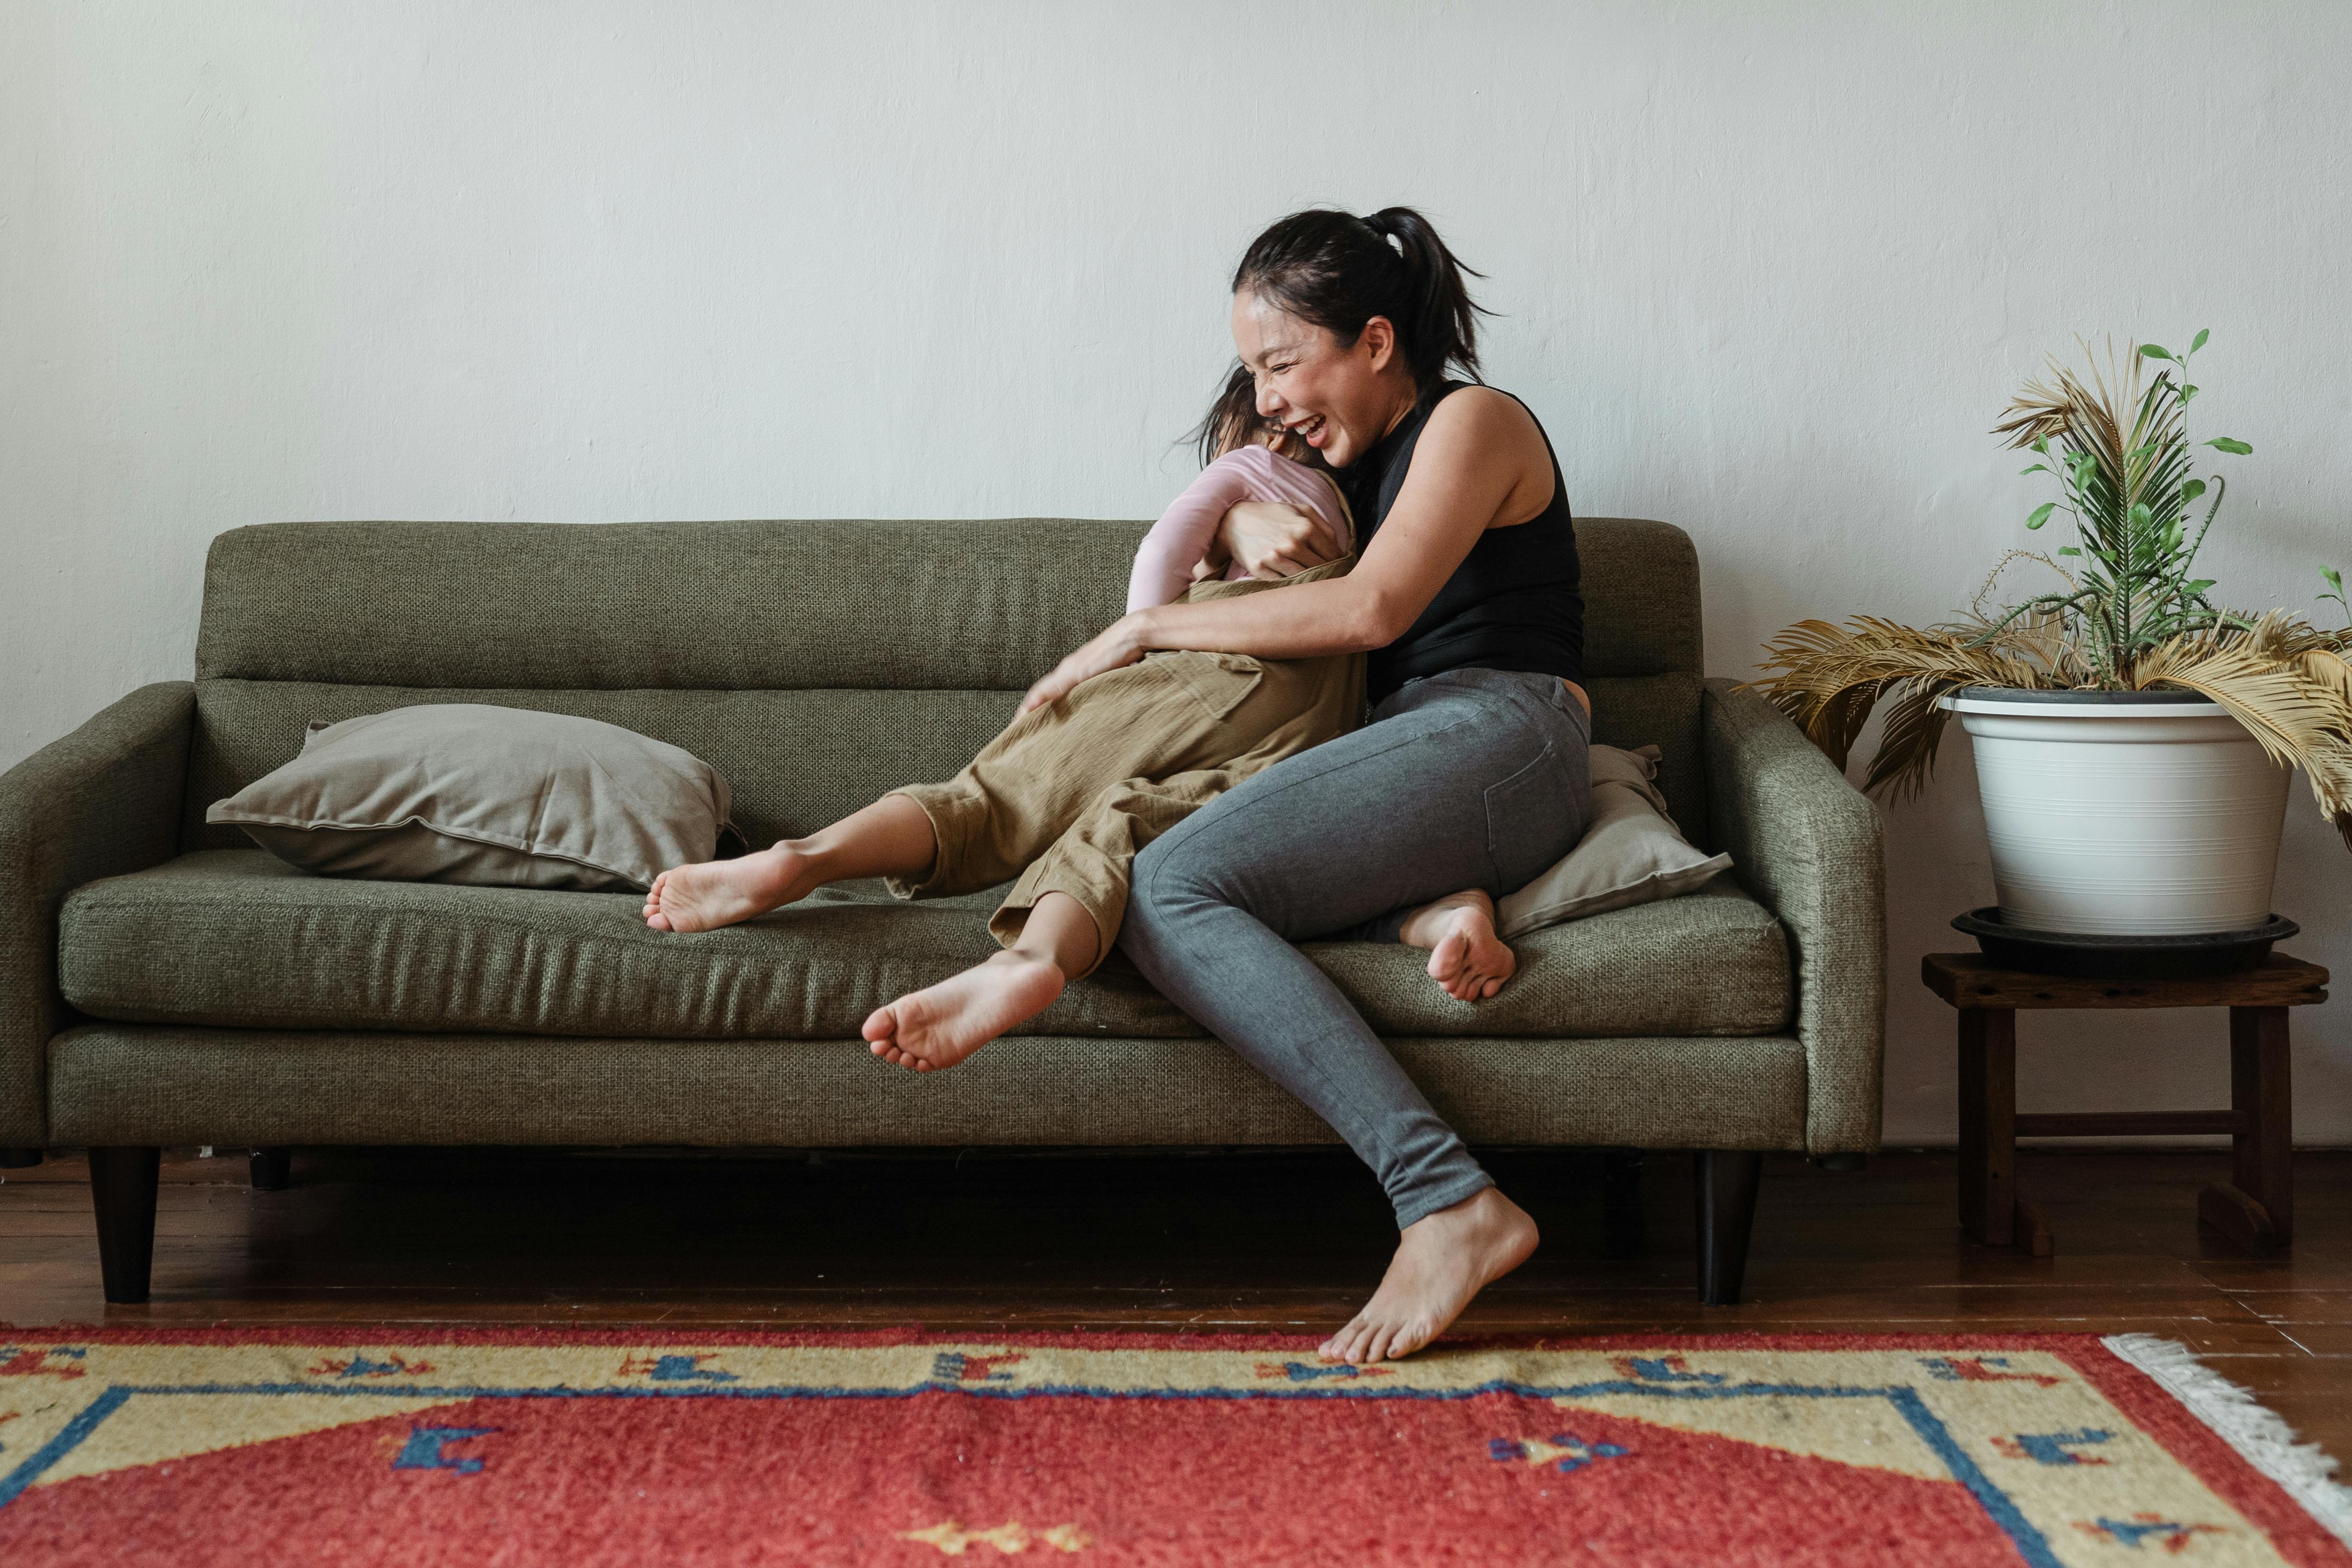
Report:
1124,445,1355,613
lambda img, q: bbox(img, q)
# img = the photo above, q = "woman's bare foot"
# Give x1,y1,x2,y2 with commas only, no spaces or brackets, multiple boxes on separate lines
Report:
642,843,823,933
1318,1187,1540,1365
1398,889,1517,1001
864,951,1066,1072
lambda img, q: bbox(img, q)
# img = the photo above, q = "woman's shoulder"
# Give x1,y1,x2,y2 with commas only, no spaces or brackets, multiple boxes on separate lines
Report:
1423,383,1539,437
1414,384,1551,472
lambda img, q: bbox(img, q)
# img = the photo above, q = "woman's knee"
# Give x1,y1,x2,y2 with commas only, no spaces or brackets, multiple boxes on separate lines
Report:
1126,817,1226,931
1118,835,1203,980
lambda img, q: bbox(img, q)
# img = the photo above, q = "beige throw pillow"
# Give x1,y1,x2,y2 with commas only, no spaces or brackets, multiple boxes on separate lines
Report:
207,704,736,892
1495,743,1732,939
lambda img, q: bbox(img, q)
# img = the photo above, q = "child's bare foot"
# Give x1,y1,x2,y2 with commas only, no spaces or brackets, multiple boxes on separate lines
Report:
1398,889,1517,1001
1319,1186,1540,1364
864,952,1065,1072
642,843,822,933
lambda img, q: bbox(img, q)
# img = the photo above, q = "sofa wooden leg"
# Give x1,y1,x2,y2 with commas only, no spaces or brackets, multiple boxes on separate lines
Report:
89,1146,162,1305
249,1147,293,1191
1600,1149,1646,1260
1694,1150,1763,1306
0,1148,41,1169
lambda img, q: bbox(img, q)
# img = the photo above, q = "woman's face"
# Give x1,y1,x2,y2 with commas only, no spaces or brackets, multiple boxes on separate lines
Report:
1230,291,1414,469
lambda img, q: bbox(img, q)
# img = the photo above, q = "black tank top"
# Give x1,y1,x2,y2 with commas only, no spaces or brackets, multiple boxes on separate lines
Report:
1339,380,1584,704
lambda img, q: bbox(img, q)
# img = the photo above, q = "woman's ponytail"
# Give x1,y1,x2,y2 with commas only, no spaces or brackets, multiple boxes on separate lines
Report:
1359,208,1485,387
1232,206,1488,390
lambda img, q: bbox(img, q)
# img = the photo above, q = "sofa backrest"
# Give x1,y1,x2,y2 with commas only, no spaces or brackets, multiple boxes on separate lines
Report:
185,517,1707,853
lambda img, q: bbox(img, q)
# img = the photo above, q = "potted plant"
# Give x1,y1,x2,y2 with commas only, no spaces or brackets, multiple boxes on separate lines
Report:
1756,333,2352,942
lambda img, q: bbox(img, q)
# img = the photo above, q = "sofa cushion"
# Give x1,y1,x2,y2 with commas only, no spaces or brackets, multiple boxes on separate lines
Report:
208,704,738,891
1497,744,1730,938
185,681,1027,854
60,851,1790,1042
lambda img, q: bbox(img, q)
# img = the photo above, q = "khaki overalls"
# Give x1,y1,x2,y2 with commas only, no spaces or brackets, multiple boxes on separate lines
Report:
885,556,1364,973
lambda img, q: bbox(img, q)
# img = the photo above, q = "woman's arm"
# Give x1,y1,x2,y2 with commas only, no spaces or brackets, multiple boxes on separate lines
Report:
1024,389,1554,712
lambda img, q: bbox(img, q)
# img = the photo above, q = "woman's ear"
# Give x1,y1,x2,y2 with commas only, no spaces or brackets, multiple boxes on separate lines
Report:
1358,315,1398,373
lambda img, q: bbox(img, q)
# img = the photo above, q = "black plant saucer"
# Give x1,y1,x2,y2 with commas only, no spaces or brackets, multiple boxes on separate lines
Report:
1951,907,2299,980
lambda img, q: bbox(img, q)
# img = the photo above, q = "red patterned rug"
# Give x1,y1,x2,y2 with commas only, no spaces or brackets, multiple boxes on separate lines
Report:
0,1329,2345,1565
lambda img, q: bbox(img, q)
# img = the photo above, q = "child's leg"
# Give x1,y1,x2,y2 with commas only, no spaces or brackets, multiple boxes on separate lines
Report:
865,890,1098,1073
643,793,936,933
989,766,1243,973
864,768,1245,1073
651,657,1244,935
1396,889,1517,1002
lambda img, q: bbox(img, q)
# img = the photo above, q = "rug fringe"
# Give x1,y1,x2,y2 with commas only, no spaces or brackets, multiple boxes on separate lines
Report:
2103,1332,2352,1546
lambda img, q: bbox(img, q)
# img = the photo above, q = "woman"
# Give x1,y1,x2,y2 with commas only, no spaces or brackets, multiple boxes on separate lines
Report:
1019,208,1592,1366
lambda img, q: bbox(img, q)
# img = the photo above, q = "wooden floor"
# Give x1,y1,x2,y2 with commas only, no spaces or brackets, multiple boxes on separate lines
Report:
5,1145,2351,1463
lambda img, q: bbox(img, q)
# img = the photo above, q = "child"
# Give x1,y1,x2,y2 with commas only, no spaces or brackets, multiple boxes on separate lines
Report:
642,367,1519,1071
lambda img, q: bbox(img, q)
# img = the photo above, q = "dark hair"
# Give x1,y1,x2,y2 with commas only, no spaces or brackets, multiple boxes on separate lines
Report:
1231,207,1489,390
1191,363,1260,467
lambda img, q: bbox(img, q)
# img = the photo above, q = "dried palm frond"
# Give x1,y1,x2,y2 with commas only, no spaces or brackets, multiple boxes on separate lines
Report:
2293,644,2352,711
1991,335,2137,457
1753,617,2055,799
2256,616,2352,711
2128,627,2352,846
2232,614,2352,720
2131,635,2344,765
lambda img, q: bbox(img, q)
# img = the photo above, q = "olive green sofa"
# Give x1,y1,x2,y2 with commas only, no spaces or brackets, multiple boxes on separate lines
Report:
0,517,1883,1305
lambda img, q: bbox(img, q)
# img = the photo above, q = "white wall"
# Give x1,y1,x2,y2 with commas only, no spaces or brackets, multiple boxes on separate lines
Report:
6,1,2349,1144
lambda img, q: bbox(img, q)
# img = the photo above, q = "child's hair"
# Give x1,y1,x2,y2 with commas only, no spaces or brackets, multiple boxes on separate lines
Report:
1192,362,1315,468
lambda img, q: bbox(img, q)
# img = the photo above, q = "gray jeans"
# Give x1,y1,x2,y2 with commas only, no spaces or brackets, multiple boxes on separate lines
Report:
1121,667,1593,1228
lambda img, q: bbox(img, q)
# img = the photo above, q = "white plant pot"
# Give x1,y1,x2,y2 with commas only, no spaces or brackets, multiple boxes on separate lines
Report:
1941,689,2290,936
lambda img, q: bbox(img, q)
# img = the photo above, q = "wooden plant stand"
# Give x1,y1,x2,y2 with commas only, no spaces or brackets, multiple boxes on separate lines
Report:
1922,952,2330,1258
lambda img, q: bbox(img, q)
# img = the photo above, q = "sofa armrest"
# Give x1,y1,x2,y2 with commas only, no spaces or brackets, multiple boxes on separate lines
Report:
0,683,195,1147
1702,678,1885,1153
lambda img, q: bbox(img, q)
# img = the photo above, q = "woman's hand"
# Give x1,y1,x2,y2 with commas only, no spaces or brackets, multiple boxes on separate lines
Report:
1020,614,1149,714
1218,501,1345,580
